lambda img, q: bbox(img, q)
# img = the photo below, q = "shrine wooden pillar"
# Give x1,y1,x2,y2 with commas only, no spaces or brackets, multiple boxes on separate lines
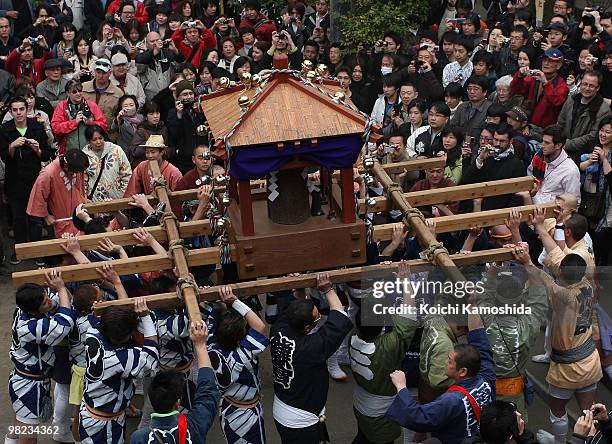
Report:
340,167,356,224
238,180,254,236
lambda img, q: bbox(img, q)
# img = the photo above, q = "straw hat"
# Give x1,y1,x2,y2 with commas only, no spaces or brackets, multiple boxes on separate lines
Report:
139,135,167,149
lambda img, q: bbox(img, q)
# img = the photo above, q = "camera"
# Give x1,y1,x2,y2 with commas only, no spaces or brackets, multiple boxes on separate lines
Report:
180,99,194,109
30,37,39,44
376,40,388,47
82,105,92,119
163,39,172,48
188,20,197,28
450,17,466,24
277,31,287,40
382,143,395,154
528,69,536,76
414,59,424,68
218,17,227,24
582,6,602,27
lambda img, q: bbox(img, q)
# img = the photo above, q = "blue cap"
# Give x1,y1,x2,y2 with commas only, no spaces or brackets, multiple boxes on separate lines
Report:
543,48,564,61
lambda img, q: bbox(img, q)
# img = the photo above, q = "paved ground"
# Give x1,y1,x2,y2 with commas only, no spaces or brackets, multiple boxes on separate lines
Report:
0,256,610,443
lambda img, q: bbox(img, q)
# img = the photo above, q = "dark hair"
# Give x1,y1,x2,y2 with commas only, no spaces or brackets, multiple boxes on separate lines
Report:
59,22,77,42
16,284,46,314
543,124,567,146
141,101,160,116
583,70,603,86
253,40,271,53
110,44,130,59
233,56,251,72
551,13,569,25
120,1,136,13
150,275,176,294
454,35,474,54
441,124,465,146
83,217,108,234
75,34,93,63
178,62,197,76
453,343,481,377
335,65,352,76
494,122,514,138
463,12,481,31
114,94,139,116
355,310,383,341
73,284,100,314
9,96,28,109
472,49,493,69
559,254,587,284
148,371,185,413
99,306,139,344
212,66,230,79
382,72,400,88
85,124,108,142
383,31,402,47
35,5,50,18
479,401,520,443
429,101,451,117
124,19,144,42
286,299,316,331
389,131,406,144
487,103,508,119
565,213,588,241
465,75,489,92
215,310,248,350
407,98,427,114
440,30,458,45
456,0,473,11
444,82,464,99
514,8,534,26
511,25,530,41
304,39,320,52
13,86,34,99
290,2,306,18
61,149,90,173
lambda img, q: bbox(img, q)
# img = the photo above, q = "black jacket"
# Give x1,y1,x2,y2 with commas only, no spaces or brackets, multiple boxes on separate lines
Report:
166,108,208,174
84,0,109,40
0,118,53,199
460,153,526,210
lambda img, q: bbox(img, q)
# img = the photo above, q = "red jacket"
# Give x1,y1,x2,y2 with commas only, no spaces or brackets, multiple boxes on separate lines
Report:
171,28,216,68
511,72,569,129
51,99,108,154
239,14,276,43
5,48,52,85
107,0,149,26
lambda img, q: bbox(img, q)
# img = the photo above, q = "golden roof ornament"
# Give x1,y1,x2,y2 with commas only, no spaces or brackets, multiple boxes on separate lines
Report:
219,77,230,88
238,95,250,109
241,72,252,86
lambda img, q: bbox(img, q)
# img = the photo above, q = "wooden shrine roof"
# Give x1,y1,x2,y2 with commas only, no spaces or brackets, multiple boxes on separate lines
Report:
200,75,373,148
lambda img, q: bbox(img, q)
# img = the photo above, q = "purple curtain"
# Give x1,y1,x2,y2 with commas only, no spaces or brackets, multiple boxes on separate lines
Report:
228,134,363,180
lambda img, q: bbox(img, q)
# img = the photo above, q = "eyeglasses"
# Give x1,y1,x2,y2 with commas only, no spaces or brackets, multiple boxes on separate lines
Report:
69,87,83,93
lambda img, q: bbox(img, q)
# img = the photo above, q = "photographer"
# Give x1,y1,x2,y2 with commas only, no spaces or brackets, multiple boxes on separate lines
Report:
51,79,107,153
261,29,303,70
239,0,276,44
493,25,528,78
5,35,52,85
171,19,216,70
0,96,53,264
166,80,208,174
135,31,179,101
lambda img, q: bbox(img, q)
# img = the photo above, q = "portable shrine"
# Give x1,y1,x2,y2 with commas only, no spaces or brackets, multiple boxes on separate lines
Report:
200,55,380,279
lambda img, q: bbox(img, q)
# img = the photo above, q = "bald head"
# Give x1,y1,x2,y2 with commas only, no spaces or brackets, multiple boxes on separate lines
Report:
556,193,578,212
146,32,162,51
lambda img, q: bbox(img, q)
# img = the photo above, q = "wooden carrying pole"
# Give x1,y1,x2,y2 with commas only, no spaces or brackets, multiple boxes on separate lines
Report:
93,247,516,313
149,161,202,323
370,161,464,282
358,176,535,213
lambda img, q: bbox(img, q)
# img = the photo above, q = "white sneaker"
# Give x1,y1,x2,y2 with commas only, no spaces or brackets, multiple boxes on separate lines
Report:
52,428,74,443
327,356,347,381
536,429,555,444
531,354,550,363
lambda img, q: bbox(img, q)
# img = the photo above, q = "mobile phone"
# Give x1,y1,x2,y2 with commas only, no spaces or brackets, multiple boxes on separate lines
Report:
465,135,473,145
481,29,489,43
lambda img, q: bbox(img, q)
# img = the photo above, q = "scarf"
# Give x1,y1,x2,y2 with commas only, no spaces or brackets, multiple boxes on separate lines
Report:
493,145,514,161
124,114,141,131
